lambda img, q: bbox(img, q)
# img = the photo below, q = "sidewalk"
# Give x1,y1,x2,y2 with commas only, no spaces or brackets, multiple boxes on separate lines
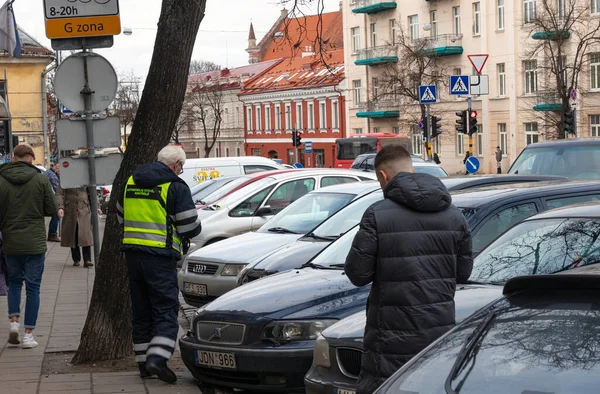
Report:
0,240,201,394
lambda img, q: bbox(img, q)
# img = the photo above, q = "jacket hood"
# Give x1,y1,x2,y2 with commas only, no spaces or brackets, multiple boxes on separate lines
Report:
132,162,183,188
384,172,451,213
0,161,41,185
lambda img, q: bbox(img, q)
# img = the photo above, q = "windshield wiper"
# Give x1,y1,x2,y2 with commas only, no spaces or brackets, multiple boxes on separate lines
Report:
444,311,497,394
304,232,338,241
298,262,342,270
267,227,299,234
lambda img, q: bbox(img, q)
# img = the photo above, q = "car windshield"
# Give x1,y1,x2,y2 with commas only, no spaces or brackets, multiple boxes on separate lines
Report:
196,176,252,205
257,192,356,234
414,165,449,178
508,145,600,179
203,177,274,210
309,191,383,238
470,218,600,285
190,177,242,203
381,295,600,394
305,225,359,269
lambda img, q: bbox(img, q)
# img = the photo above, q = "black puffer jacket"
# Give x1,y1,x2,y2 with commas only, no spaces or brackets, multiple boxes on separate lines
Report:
345,172,473,394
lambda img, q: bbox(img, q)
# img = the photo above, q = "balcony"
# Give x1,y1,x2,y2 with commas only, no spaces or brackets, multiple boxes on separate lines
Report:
532,30,571,40
352,0,397,14
532,91,563,112
354,45,398,66
356,100,400,118
418,34,463,57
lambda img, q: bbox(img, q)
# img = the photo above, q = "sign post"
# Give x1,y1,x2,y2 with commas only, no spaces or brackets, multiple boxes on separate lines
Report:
419,85,437,161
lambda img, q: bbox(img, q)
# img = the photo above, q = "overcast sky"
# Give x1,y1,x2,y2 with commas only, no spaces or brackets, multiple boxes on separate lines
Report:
14,0,340,81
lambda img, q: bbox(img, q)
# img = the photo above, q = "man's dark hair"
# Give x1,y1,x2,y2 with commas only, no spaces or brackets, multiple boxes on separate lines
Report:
374,145,412,169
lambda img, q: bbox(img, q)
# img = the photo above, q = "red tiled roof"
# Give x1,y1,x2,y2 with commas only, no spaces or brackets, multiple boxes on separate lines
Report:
188,58,282,88
239,49,344,95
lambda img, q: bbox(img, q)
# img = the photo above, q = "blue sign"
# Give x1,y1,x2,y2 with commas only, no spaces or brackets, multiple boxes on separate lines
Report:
465,156,480,174
449,75,470,95
61,105,73,115
419,85,437,104
418,120,424,130
305,141,313,154
293,162,304,168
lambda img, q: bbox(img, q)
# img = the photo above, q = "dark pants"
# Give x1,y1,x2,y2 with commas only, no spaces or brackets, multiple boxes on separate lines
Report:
48,216,60,235
497,164,502,174
71,223,91,263
126,253,179,364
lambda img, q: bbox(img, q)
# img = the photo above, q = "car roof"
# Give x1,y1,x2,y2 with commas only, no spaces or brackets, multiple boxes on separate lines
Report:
522,137,600,148
246,169,296,179
267,168,377,180
310,180,380,196
522,201,600,220
442,174,569,190
451,180,600,207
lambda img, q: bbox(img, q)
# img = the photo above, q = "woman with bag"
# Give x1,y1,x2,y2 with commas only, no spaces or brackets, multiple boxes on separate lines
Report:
56,186,94,268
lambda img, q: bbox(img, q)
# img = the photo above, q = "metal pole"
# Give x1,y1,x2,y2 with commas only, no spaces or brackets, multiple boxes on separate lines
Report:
467,97,473,154
425,104,431,162
81,51,101,264
4,69,13,157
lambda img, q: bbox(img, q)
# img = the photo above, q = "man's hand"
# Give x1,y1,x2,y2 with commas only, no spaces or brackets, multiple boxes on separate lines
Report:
57,208,64,219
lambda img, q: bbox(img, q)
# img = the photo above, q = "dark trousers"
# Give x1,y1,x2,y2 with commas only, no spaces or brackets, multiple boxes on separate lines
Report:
126,253,179,364
71,223,91,262
48,216,60,235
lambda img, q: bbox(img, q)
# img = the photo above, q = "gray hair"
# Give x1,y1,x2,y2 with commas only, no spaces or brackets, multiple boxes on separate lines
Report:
158,145,186,166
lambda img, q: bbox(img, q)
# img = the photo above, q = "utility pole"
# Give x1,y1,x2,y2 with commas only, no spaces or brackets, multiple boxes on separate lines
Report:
425,104,432,161
467,97,473,154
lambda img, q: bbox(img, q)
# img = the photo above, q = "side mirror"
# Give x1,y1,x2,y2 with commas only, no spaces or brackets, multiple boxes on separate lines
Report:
256,206,273,216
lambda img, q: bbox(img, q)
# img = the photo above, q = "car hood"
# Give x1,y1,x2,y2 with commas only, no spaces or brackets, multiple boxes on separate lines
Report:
200,268,370,321
187,231,301,264
322,284,503,343
244,238,331,273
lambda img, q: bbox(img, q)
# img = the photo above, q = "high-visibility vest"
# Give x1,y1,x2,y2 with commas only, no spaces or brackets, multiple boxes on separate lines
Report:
122,176,182,254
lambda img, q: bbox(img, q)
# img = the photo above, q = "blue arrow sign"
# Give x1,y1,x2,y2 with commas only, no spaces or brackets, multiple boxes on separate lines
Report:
419,85,437,104
304,141,313,154
449,75,469,95
466,156,480,174
293,162,304,168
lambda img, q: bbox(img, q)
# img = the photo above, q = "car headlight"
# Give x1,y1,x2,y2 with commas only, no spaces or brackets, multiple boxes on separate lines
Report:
221,264,247,276
261,319,337,342
236,266,250,285
313,335,331,368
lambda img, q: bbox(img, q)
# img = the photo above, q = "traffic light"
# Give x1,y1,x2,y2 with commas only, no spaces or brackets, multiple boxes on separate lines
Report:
563,110,575,134
422,117,429,138
469,110,478,135
291,130,297,146
455,110,467,134
292,130,303,147
431,116,442,138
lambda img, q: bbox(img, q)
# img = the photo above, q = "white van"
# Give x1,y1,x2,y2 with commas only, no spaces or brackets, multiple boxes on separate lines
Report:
180,157,284,187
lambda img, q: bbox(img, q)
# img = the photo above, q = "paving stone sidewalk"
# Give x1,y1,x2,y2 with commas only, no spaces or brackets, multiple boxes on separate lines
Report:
0,240,201,394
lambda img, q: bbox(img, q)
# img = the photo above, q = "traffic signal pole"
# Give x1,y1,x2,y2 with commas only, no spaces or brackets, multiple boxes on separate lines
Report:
425,104,431,162
467,97,473,154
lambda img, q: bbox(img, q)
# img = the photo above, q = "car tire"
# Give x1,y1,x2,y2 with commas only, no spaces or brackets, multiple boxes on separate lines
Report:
205,238,227,246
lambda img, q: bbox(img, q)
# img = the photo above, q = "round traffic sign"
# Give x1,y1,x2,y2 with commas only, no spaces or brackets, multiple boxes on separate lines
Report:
465,156,480,174
54,52,118,113
62,161,70,168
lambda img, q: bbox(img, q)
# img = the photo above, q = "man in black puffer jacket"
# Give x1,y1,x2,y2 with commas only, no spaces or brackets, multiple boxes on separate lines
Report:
345,145,473,394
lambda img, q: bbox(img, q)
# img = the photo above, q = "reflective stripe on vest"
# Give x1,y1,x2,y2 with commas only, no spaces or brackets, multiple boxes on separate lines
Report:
122,176,181,253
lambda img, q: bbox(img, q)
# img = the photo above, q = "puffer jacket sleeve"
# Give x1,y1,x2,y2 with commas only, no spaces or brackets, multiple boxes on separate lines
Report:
456,218,474,284
167,182,202,239
345,205,378,287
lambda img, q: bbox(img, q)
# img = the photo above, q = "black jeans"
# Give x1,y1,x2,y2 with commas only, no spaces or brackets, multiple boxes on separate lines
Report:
71,223,91,262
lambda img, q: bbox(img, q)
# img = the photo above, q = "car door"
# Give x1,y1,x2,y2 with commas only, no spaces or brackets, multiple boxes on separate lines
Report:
227,185,276,235
250,177,317,230
542,192,600,210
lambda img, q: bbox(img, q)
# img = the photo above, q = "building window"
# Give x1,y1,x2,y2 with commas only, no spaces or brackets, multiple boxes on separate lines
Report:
498,123,507,155
246,107,253,131
225,147,230,157
353,128,363,135
453,6,461,36
591,115,600,137
373,127,380,133
275,105,281,131
215,147,220,157
319,102,326,131
477,127,484,157
372,77,379,99
497,63,506,97
497,0,505,30
408,15,419,41
524,0,536,23
524,60,538,94
457,133,464,155
332,101,339,129
308,103,315,129
590,53,600,90
390,19,396,44
285,104,291,131
430,11,438,39
593,0,600,14
392,127,399,134
412,125,422,155
256,107,262,131
252,148,260,156
265,106,271,131
236,147,241,156
370,23,376,47
351,27,360,53
353,80,362,104
296,103,302,130
235,107,240,127
525,122,539,144
473,2,481,35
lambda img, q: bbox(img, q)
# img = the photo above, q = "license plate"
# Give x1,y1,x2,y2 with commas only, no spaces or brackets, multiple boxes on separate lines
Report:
184,282,207,296
336,389,356,394
196,350,237,369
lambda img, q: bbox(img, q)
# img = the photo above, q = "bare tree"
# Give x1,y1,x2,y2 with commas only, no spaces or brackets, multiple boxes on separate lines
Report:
187,82,224,157
108,72,141,148
523,0,600,139
171,104,194,144
189,59,221,75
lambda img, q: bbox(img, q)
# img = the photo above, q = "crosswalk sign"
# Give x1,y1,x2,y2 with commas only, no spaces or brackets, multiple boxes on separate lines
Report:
419,85,437,104
449,75,469,95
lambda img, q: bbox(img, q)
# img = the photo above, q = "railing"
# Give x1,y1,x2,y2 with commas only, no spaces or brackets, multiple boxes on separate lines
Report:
353,45,398,61
535,90,562,105
351,0,391,8
417,34,463,50
357,100,399,113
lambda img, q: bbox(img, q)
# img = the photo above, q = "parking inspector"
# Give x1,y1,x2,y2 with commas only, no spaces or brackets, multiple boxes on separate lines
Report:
117,145,202,383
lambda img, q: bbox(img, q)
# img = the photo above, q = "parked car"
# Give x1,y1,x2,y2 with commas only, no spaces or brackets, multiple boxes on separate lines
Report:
508,137,600,179
305,201,600,394
180,156,284,187
191,169,376,249
350,153,449,177
373,274,600,394
179,182,381,307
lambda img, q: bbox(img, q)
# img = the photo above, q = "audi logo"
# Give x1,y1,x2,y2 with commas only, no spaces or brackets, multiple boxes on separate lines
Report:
193,264,207,274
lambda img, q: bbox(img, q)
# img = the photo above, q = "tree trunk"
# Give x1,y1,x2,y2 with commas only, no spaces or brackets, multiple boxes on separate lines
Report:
72,0,206,364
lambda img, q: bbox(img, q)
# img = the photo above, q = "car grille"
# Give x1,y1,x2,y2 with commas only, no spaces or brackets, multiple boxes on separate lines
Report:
337,347,362,379
197,321,246,345
188,262,219,275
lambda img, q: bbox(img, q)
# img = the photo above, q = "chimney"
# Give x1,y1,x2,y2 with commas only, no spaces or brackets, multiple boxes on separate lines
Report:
339,1,342,10
302,45,315,58
281,8,288,18
220,68,231,77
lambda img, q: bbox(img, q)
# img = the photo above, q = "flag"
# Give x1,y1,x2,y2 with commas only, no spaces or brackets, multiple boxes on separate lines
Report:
0,1,20,58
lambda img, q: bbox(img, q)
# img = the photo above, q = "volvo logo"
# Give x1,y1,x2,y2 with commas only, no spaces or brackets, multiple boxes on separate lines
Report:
208,324,231,341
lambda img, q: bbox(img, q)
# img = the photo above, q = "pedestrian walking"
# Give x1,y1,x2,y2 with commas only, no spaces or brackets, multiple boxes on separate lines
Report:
0,144,58,349
344,145,473,394
45,163,61,242
56,186,94,268
117,145,201,384
496,146,503,174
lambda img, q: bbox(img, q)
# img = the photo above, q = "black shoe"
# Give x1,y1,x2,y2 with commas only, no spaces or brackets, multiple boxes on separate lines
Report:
146,357,177,384
138,363,152,378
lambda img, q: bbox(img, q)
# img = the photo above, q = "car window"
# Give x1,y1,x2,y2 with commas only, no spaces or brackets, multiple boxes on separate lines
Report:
472,202,538,254
364,156,375,171
350,158,364,169
545,193,600,210
244,165,276,174
264,178,316,215
414,166,449,178
199,176,252,205
229,185,275,217
509,145,600,179
321,176,358,188
310,226,359,268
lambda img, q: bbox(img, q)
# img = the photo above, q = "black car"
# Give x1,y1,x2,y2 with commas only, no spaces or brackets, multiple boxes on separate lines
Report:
374,274,600,394
237,175,569,284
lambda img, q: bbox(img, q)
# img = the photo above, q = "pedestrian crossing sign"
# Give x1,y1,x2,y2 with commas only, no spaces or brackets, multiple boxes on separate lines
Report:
449,75,469,95
419,85,437,104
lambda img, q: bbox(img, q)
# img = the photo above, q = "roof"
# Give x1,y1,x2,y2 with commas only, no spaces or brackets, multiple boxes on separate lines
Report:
311,180,380,195
188,58,282,88
239,49,344,95
523,137,600,148
0,28,53,58
524,201,600,220
442,175,569,190
248,22,256,40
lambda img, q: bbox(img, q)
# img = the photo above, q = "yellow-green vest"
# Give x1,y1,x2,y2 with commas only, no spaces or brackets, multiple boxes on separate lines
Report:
122,176,182,254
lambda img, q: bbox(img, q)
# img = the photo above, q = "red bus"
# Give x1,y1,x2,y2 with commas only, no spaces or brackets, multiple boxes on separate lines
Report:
334,133,412,168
